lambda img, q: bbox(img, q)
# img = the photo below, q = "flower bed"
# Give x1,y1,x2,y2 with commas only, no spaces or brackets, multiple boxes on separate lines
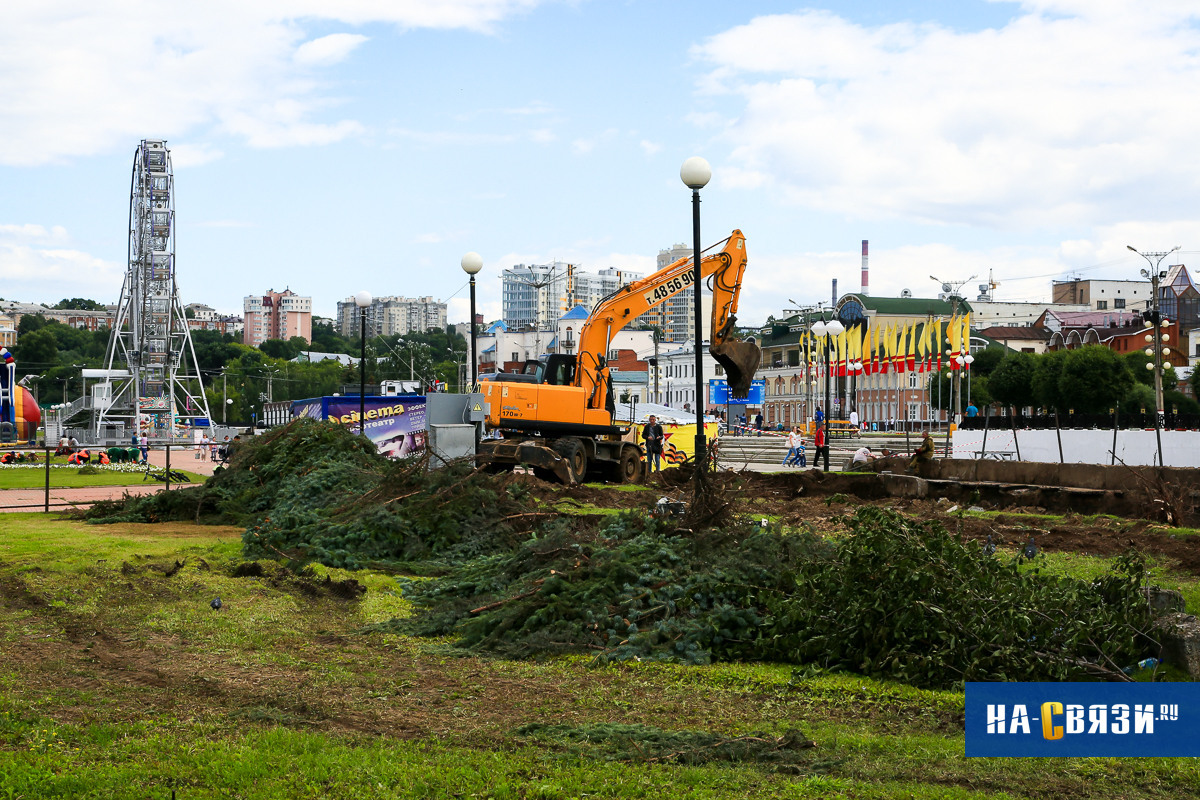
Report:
0,462,158,473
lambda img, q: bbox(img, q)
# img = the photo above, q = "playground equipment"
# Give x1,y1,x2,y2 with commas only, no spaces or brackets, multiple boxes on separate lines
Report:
0,347,41,444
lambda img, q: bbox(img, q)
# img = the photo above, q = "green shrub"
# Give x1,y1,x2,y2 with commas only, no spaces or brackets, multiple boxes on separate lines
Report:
762,507,1153,687
88,419,538,569
394,507,1155,687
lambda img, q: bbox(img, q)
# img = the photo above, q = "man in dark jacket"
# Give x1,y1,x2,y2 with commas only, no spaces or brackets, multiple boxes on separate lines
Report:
642,415,664,473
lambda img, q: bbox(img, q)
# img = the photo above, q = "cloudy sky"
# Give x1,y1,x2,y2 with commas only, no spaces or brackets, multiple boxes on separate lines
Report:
3,0,1199,327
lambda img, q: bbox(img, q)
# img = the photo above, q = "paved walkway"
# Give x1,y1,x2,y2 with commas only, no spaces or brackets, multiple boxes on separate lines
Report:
0,483,167,512
0,446,218,513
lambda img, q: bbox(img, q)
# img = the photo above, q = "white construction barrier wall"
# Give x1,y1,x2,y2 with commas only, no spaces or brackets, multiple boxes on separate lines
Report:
952,427,1200,468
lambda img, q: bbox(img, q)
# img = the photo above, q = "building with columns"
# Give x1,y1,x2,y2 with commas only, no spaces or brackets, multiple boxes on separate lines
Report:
755,294,970,430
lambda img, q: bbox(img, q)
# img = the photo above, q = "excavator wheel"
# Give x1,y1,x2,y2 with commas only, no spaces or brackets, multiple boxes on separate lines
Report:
612,446,641,484
552,438,588,483
710,340,762,398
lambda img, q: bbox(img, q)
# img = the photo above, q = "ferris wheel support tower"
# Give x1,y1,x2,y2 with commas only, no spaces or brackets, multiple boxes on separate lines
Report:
96,139,212,442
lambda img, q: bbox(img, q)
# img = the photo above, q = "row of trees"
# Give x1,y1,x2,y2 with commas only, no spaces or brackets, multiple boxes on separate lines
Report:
197,327,468,424
10,308,469,425
928,344,1200,416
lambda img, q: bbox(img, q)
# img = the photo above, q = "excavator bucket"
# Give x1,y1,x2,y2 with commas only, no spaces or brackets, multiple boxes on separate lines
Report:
710,339,761,398
478,438,577,484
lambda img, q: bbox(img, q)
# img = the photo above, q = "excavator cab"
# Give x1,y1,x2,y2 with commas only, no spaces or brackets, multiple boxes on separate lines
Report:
710,339,761,398
522,355,577,387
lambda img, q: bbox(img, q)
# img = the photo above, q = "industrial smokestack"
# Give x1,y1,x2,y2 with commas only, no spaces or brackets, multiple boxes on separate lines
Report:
861,240,869,296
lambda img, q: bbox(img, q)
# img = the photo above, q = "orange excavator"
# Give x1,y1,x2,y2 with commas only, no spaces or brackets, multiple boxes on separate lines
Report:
478,229,760,483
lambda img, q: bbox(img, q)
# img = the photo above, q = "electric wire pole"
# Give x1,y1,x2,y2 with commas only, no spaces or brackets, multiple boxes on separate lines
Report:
1128,245,1179,467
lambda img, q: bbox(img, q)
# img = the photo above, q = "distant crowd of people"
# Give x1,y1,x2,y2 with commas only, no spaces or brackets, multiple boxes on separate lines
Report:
196,433,237,464
35,432,240,466
639,404,938,475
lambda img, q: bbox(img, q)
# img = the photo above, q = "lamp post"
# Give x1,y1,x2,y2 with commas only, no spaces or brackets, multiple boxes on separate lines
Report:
811,312,844,471
1128,245,1178,467
789,299,813,424
962,353,975,406
461,252,483,387
681,156,711,490
354,291,372,436
1128,245,1178,418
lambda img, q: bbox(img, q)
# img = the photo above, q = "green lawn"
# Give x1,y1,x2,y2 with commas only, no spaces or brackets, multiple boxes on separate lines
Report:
0,513,1197,799
0,465,202,489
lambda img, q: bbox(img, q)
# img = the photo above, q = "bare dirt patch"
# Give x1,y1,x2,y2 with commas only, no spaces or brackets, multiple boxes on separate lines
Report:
519,468,1200,575
79,521,244,540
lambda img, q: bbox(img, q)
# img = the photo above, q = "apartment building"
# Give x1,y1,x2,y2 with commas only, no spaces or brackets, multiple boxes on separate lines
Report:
243,289,312,348
335,295,447,338
501,263,643,331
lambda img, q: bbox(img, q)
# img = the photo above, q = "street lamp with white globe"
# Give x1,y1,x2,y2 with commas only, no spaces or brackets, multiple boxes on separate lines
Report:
461,252,483,387
681,156,711,492
811,312,844,471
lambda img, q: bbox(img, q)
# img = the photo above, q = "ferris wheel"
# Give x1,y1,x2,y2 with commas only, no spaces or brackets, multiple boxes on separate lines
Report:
98,140,212,441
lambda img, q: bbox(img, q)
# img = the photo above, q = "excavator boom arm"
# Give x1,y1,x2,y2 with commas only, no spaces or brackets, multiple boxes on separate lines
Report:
574,229,759,403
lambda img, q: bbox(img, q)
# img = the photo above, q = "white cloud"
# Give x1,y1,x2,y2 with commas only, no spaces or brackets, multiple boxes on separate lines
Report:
718,166,765,190
169,143,227,167
639,139,662,156
0,224,68,242
600,252,656,274
0,241,124,305
389,127,519,146
0,1,546,166
571,128,619,155
501,101,553,116
294,33,369,66
693,3,1200,231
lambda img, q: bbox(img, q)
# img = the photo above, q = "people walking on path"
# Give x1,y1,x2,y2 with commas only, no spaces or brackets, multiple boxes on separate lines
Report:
813,424,828,470
138,434,149,463
788,427,807,467
781,427,805,467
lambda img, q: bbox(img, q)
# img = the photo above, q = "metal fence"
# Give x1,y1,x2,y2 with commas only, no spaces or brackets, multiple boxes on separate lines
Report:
0,444,187,512
958,412,1200,431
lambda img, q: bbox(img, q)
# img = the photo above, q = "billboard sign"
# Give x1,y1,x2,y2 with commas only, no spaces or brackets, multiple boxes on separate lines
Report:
709,379,765,405
291,396,429,459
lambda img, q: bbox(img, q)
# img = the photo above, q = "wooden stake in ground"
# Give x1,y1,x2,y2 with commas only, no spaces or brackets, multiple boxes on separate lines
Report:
1111,407,1119,466
980,406,991,458
1009,409,1022,461
1055,411,1064,464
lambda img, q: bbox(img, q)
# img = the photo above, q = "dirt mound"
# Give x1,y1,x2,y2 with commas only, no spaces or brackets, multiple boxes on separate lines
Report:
231,561,366,599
